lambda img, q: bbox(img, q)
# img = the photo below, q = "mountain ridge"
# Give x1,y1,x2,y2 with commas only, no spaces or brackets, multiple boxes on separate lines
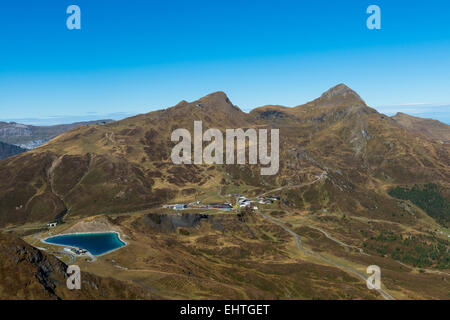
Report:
391,112,450,142
0,84,448,228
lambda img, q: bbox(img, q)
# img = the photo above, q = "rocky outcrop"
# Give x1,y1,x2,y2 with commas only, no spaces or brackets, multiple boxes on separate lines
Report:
139,213,211,232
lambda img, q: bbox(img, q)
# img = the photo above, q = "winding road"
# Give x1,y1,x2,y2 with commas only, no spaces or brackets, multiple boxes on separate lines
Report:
258,211,395,300
304,224,369,256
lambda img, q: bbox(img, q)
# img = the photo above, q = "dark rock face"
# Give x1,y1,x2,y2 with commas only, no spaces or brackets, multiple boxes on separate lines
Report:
0,141,27,160
134,213,228,233
255,109,290,121
15,245,60,295
141,213,210,232
1,233,68,299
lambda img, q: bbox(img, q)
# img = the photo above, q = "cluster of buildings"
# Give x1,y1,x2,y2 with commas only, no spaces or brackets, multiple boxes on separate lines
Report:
236,196,252,208
237,195,280,209
162,194,281,212
256,196,281,205
163,202,234,211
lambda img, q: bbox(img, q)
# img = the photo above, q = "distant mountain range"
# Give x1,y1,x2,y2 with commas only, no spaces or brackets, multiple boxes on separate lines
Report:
0,119,114,150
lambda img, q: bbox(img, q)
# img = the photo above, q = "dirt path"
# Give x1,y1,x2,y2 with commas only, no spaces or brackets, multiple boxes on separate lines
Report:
255,177,323,199
258,211,395,300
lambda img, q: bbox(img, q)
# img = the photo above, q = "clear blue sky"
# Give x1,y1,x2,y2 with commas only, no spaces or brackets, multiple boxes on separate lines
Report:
1,0,449,124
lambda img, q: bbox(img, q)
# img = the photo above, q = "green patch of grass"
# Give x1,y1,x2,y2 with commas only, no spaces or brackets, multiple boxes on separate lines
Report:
389,183,450,227
365,231,449,269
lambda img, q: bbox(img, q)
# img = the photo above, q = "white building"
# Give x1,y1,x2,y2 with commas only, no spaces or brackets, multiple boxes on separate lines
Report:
239,200,252,208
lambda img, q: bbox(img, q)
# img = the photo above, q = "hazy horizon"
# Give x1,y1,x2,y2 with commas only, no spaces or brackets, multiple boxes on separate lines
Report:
1,98,449,126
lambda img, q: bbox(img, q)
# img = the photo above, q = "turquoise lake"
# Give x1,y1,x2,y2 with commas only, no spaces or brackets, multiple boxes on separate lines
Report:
44,232,126,256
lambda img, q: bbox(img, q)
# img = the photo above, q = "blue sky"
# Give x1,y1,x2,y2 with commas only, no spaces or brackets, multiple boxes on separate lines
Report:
0,0,449,125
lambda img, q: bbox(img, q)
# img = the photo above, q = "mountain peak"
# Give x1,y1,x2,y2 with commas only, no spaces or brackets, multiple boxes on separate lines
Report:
393,112,416,119
196,91,248,117
198,91,231,104
305,83,367,109
167,91,251,127
172,92,230,110
320,84,362,100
